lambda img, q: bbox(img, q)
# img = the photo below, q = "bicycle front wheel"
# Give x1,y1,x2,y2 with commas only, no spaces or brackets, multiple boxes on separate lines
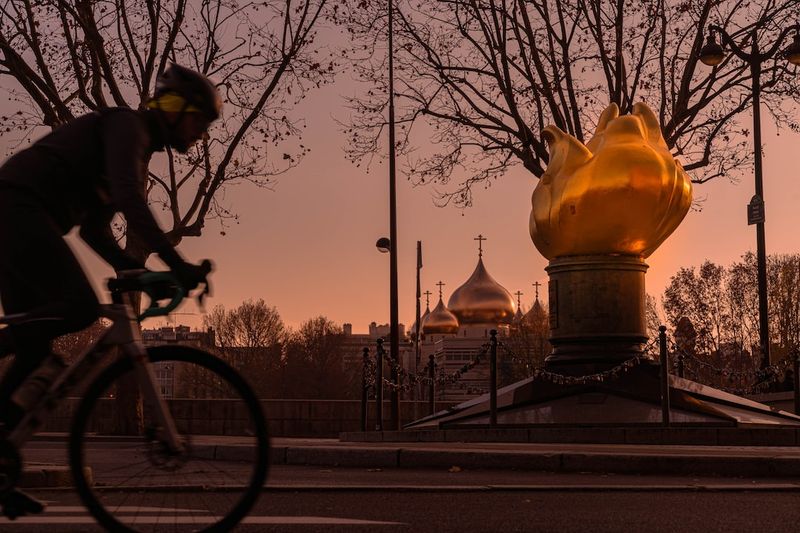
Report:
69,345,270,533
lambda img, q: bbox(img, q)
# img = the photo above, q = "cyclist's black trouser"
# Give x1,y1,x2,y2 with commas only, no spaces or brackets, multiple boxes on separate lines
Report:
0,185,99,422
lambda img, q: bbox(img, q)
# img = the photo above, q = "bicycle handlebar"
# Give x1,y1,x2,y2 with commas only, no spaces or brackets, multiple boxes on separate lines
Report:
137,272,186,320
108,260,213,321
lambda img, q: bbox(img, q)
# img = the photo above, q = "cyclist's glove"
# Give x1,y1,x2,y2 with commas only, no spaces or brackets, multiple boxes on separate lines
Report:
111,254,145,273
172,261,208,292
155,246,208,292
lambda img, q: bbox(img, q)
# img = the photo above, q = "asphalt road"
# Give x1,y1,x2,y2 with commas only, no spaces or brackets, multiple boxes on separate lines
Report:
4,466,800,532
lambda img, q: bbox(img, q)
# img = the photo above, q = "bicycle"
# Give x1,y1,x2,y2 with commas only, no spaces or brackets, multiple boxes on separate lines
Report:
0,266,270,532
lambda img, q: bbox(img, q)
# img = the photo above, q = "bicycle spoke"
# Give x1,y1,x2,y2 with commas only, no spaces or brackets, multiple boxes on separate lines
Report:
71,347,268,532
105,459,159,489
195,463,242,503
93,456,152,476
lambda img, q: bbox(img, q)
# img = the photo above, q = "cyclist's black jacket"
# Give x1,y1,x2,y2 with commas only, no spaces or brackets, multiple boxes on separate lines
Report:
0,108,181,270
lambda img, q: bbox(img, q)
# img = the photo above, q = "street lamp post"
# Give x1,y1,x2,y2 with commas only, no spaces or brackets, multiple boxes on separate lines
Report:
376,233,399,429
387,0,400,430
699,22,800,369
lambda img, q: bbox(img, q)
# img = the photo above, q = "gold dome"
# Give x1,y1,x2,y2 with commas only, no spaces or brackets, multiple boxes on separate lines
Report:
448,257,516,324
411,306,431,337
512,290,525,323
421,298,459,335
523,298,546,324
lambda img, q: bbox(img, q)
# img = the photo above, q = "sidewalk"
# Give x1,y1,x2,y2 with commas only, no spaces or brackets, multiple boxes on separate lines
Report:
270,438,800,477
24,433,800,482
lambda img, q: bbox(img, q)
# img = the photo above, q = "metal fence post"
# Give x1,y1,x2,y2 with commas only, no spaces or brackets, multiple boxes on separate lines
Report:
361,347,369,432
428,354,435,415
376,338,384,431
489,329,498,427
793,348,800,415
659,325,670,427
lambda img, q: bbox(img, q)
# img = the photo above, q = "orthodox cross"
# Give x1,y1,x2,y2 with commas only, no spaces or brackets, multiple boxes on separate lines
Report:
532,281,542,300
436,281,446,299
423,290,432,308
474,234,487,257
514,290,524,309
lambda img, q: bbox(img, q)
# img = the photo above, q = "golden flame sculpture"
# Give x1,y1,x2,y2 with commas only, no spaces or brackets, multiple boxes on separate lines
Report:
530,103,693,260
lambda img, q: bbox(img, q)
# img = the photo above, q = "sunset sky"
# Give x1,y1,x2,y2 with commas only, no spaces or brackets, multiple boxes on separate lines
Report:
2,76,799,335
68,78,800,334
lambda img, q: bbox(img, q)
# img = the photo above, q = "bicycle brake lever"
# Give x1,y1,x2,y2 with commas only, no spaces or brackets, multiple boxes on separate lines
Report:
196,279,212,312
196,259,213,311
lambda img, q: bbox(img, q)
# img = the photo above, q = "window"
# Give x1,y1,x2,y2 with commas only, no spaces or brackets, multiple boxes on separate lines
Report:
153,362,174,398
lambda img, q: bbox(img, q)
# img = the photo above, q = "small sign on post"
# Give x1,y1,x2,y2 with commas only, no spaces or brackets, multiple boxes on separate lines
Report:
747,195,765,225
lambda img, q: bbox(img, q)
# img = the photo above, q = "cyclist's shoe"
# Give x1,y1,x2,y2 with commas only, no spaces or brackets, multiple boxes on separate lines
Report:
0,488,45,520
0,403,23,434
0,328,13,358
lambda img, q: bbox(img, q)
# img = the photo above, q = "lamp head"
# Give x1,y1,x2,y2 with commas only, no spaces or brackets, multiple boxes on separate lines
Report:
699,33,725,66
785,31,800,66
376,237,391,253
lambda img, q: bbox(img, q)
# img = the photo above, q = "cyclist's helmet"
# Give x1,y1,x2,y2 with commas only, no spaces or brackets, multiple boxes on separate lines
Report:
154,64,222,121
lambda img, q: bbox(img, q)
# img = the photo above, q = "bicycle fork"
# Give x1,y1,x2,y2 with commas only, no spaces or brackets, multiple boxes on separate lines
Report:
106,306,184,455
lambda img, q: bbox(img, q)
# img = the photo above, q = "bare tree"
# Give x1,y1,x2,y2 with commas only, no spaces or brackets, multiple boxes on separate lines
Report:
204,299,285,349
343,0,800,206
504,307,550,382
283,316,350,399
645,294,666,345
663,260,731,356
662,261,757,388
0,0,333,430
766,253,800,351
662,253,800,389
0,0,335,254
203,299,285,397
726,252,761,350
665,253,800,358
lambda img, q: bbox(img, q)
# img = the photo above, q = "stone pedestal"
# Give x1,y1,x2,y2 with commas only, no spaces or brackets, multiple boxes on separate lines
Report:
545,254,649,372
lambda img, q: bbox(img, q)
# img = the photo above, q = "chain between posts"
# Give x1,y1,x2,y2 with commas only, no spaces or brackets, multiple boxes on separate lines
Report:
358,331,800,423
361,333,798,396
668,340,798,395
364,342,492,392
361,337,660,393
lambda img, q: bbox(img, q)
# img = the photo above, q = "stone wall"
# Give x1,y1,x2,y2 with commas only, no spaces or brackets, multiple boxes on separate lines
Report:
747,392,797,414
42,399,448,438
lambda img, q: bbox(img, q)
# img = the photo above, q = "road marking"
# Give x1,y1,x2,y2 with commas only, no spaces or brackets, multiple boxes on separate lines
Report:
41,506,205,513
2,515,402,525
1,505,402,525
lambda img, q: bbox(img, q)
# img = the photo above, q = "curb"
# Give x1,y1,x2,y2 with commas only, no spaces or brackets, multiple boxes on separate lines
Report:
19,465,92,489
21,443,800,488
262,483,800,492
340,427,800,447
270,445,800,478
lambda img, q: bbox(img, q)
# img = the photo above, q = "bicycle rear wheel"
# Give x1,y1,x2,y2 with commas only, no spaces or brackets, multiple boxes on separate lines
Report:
69,345,269,532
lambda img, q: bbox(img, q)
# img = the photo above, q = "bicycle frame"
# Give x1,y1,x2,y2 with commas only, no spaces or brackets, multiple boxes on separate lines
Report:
5,303,183,454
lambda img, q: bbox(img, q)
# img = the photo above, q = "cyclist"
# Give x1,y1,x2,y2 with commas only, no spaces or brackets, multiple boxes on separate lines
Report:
0,64,219,517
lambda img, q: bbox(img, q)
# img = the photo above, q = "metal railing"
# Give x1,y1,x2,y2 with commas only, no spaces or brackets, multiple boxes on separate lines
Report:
357,328,800,431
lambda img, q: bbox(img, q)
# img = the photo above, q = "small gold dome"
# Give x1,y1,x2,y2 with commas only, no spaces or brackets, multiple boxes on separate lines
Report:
421,298,460,335
448,257,516,324
523,298,546,324
411,306,431,337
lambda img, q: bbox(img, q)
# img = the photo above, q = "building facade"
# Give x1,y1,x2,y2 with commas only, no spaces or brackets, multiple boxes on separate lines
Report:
413,241,549,403
141,326,216,398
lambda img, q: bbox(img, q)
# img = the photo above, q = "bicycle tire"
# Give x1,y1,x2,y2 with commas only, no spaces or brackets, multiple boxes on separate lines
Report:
68,345,270,533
